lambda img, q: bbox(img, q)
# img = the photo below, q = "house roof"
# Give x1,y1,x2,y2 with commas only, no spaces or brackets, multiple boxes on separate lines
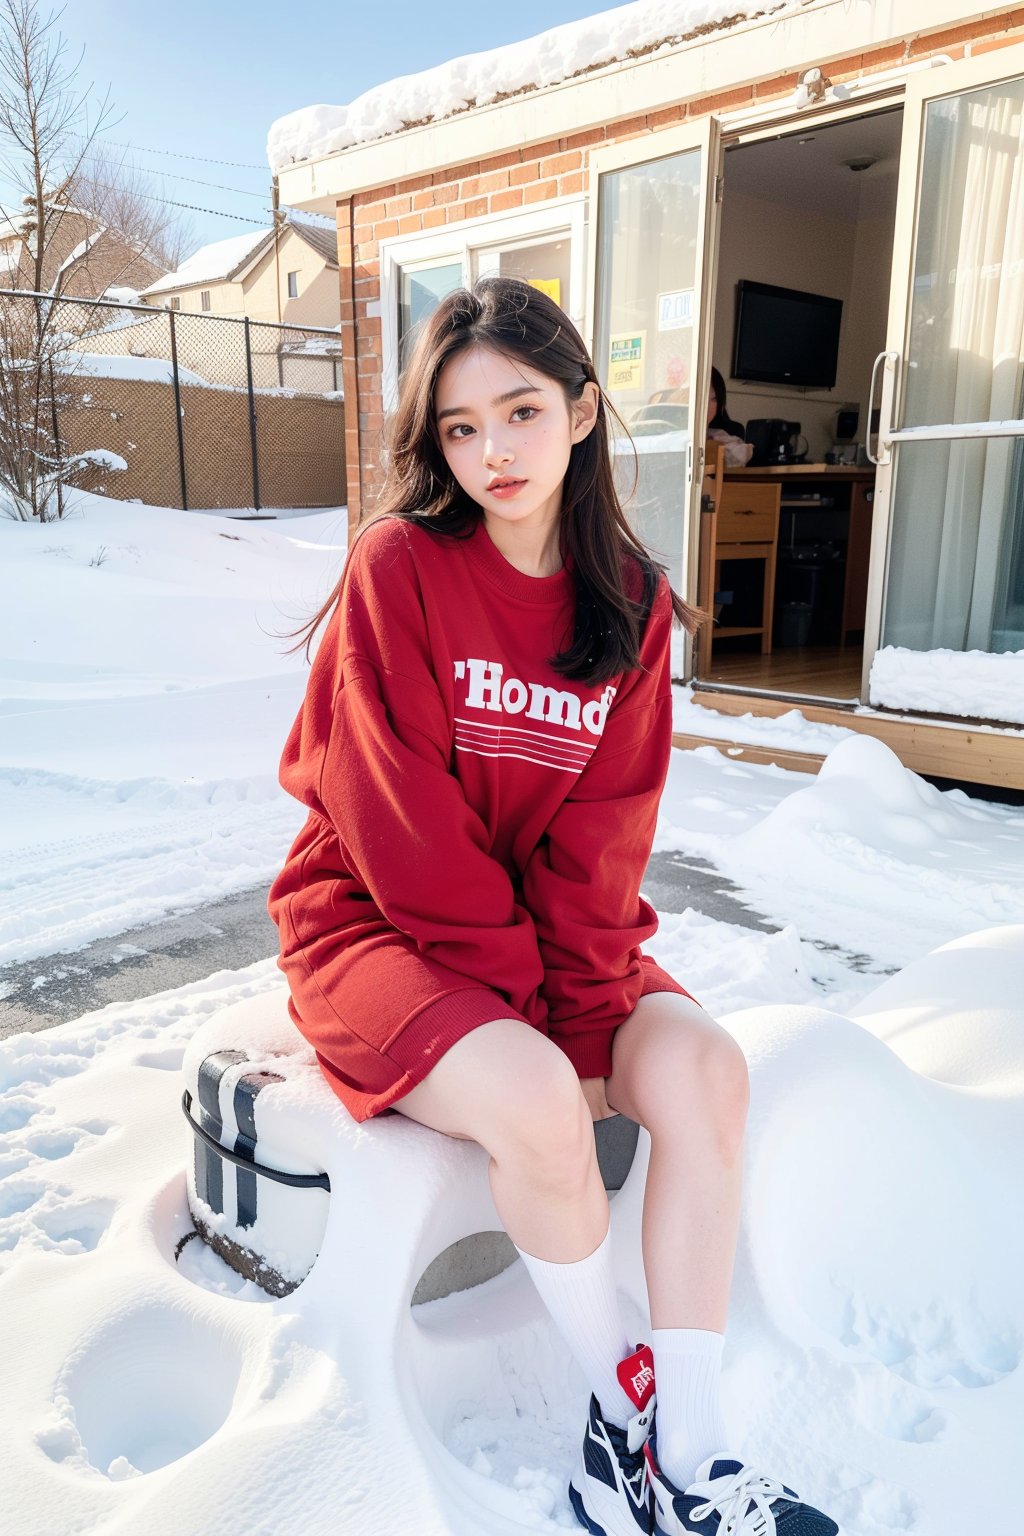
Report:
140,227,274,296
287,216,338,266
267,0,808,169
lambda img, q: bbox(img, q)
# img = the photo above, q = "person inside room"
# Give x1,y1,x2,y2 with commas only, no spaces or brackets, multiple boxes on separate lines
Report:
707,366,753,467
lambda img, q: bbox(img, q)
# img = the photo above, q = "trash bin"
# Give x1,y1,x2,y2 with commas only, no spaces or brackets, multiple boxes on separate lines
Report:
780,600,813,647
776,541,845,646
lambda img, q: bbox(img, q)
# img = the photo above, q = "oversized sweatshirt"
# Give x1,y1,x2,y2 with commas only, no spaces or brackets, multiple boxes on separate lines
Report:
268,513,692,1120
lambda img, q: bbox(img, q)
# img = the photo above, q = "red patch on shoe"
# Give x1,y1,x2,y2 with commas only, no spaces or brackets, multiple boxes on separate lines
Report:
617,1343,656,1410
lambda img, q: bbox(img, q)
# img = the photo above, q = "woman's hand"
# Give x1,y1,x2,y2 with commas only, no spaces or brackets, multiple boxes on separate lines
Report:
580,1076,619,1121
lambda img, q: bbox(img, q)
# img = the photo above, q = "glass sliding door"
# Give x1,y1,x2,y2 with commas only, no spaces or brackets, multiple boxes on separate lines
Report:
867,43,1024,720
589,119,720,664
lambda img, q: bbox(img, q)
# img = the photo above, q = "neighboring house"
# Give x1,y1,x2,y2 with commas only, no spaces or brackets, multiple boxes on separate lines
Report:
73,217,342,392
0,201,165,298
269,0,1024,790
139,214,340,331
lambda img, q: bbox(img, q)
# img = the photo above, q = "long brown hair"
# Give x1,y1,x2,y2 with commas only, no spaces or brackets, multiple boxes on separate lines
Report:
296,276,705,685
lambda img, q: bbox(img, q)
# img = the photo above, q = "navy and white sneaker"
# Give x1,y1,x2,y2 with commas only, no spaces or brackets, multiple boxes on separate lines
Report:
645,1425,839,1535
568,1343,657,1535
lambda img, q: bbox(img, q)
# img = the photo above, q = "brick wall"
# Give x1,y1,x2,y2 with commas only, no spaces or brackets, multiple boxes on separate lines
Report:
338,8,1024,533
15,209,166,298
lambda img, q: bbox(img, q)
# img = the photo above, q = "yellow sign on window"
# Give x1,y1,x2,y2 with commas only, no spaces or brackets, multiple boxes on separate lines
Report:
528,278,562,306
609,331,646,393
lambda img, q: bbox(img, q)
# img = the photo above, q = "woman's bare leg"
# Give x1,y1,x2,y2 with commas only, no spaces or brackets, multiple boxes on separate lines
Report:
604,993,749,1331
391,1017,609,1262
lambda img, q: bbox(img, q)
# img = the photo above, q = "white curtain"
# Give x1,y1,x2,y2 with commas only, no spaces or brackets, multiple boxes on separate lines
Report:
883,80,1024,653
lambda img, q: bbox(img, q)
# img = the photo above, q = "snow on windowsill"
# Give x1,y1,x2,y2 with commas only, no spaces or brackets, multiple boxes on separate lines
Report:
870,645,1024,729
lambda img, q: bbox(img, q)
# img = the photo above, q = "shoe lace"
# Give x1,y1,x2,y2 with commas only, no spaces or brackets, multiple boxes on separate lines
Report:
608,1423,649,1504
689,1466,794,1534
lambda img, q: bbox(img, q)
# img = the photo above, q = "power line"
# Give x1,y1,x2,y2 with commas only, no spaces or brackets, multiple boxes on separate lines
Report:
75,175,274,225
91,161,270,200
72,133,267,172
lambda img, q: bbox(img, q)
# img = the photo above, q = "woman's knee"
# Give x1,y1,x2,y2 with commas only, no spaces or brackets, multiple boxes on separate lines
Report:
394,1018,593,1174
475,1030,594,1182
617,1003,749,1148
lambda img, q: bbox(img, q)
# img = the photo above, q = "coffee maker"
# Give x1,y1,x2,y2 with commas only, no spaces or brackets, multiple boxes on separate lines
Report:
746,419,808,466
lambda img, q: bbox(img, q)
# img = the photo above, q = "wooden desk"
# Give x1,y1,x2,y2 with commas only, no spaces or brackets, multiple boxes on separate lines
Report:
723,464,875,645
698,443,781,669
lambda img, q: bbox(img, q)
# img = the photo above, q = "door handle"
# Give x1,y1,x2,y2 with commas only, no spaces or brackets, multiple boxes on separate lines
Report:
866,350,898,465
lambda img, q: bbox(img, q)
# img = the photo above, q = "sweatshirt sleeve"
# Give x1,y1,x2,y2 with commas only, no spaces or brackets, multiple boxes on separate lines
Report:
520,575,678,1077
278,518,546,1020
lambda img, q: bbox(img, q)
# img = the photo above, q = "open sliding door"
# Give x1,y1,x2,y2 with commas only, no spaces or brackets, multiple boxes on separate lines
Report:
586,117,722,675
865,42,1024,724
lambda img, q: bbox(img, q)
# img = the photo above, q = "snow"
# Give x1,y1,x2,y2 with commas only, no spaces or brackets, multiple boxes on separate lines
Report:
870,643,1024,727
267,0,810,168
66,351,210,386
0,492,346,967
1,490,1023,1534
71,449,127,474
140,228,272,297
53,230,103,285
99,285,143,306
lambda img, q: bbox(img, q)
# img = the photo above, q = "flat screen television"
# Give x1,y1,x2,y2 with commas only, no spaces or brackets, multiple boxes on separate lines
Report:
732,279,843,388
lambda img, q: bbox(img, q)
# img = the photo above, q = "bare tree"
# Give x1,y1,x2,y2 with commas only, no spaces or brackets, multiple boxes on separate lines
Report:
0,0,118,518
71,140,195,276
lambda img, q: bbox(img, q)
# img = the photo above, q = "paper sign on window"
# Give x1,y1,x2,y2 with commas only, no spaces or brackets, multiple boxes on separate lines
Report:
528,278,562,305
609,331,646,392
657,289,694,331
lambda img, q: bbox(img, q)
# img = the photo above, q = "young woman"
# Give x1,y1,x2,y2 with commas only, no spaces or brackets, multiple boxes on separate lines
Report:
268,278,837,1536
707,366,753,468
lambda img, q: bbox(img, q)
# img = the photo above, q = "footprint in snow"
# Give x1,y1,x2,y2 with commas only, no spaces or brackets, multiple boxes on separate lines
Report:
837,1294,1021,1390
39,1303,244,1478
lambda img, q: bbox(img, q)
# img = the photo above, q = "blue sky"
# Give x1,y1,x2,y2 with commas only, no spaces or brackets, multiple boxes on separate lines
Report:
4,0,623,259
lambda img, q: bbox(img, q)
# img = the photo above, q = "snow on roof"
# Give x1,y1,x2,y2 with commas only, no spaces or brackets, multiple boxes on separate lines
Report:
140,227,273,296
268,0,807,169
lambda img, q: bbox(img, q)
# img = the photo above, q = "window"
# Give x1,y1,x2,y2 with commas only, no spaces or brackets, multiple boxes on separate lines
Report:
168,297,180,310
287,271,299,298
471,236,572,312
201,290,211,311
398,260,462,372
381,200,586,410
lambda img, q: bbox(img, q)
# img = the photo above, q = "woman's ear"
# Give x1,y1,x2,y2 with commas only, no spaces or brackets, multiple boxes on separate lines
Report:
571,381,601,443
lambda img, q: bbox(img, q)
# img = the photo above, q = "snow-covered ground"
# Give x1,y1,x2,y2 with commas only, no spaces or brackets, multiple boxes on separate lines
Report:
1,492,1023,1535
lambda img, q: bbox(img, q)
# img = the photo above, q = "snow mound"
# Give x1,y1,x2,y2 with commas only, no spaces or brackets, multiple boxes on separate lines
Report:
849,924,1024,1094
1,927,1022,1533
711,734,1024,968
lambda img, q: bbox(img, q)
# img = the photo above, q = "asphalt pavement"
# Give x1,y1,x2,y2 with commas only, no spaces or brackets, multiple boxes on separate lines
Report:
0,852,781,1039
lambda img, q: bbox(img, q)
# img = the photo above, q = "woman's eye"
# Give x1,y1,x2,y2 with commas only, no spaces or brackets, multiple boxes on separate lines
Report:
512,405,538,422
445,423,473,439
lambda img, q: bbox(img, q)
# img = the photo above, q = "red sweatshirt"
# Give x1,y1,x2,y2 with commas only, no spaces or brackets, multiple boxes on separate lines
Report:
268,513,691,1121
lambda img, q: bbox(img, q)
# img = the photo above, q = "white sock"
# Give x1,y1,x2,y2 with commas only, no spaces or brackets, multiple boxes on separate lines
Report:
513,1221,636,1428
651,1328,728,1491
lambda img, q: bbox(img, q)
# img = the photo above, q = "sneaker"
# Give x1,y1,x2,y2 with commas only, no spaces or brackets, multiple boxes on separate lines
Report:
567,1342,657,1535
646,1424,840,1535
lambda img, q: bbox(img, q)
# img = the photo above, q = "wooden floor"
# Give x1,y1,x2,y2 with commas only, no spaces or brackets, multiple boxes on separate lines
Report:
695,643,864,701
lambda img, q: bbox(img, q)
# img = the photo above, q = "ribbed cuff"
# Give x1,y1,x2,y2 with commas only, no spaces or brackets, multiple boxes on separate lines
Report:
385,986,531,1074
549,1027,616,1079
639,956,699,1004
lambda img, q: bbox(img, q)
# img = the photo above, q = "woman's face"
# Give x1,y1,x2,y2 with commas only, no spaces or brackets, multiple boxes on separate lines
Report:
435,344,598,536
707,383,718,427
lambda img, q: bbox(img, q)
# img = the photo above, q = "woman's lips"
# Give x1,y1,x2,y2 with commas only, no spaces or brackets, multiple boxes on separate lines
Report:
487,479,526,498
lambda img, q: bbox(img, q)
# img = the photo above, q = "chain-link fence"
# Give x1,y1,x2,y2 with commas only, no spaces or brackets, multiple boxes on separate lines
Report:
0,288,346,516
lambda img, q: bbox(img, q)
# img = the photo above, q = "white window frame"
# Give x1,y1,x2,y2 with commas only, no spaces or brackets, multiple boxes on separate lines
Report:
287,270,299,298
379,195,587,412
